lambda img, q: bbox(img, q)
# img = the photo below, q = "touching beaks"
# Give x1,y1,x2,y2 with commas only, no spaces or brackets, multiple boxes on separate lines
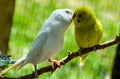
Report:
72,13,76,20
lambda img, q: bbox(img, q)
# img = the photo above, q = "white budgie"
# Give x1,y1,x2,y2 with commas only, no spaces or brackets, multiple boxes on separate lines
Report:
0,9,73,76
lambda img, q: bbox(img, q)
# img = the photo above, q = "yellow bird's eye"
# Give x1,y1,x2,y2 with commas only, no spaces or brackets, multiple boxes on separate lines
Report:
78,14,82,18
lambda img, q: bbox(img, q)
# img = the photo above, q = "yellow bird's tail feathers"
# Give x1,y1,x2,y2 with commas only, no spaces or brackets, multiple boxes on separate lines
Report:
79,54,88,68
0,55,26,76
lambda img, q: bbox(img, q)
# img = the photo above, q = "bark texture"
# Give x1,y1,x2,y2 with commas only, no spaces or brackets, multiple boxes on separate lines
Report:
0,0,15,54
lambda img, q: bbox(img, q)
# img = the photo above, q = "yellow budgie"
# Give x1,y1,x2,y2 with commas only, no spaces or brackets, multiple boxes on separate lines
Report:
73,7,103,67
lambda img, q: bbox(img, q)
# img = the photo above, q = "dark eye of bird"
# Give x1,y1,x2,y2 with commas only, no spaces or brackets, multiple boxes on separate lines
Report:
65,11,69,14
78,14,82,18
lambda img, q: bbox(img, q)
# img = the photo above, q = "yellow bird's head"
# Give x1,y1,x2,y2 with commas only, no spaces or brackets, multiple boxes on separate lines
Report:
73,7,96,27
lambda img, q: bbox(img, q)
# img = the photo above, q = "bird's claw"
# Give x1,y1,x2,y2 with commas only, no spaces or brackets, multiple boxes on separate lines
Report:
48,59,61,68
93,46,97,52
78,48,83,56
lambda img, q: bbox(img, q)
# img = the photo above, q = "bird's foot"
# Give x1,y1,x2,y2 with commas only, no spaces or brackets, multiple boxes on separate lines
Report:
78,48,83,56
35,71,38,78
32,71,38,78
34,65,38,78
93,46,97,52
48,58,61,67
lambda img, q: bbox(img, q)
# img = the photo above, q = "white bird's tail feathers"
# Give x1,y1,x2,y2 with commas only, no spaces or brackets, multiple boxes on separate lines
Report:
0,55,26,75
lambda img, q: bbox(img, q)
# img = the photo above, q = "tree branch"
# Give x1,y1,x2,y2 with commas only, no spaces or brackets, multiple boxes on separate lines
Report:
0,36,120,79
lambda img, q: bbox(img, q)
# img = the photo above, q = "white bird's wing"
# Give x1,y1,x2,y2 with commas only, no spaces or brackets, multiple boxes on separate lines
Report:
0,29,49,75
18,30,49,69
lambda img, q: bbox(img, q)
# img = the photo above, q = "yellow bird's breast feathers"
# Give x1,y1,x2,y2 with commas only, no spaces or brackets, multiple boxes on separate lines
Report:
74,19,103,48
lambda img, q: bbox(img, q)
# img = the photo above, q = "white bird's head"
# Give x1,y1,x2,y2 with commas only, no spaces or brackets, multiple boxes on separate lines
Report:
46,9,74,32
41,9,73,33
52,9,73,23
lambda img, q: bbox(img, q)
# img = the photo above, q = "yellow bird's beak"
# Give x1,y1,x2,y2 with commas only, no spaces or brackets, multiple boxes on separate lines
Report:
72,13,76,20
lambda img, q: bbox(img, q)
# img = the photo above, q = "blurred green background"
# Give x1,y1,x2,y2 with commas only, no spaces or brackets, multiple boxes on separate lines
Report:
5,0,120,79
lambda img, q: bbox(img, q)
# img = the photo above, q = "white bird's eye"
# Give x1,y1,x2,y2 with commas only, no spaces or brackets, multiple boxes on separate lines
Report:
65,10,70,14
